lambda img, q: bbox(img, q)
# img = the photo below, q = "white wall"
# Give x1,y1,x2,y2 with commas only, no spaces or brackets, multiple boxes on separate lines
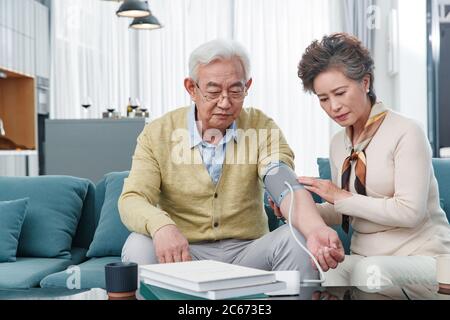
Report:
373,0,428,131
396,0,428,131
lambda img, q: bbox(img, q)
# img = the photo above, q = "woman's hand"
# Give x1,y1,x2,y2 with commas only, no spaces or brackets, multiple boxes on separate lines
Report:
298,177,352,205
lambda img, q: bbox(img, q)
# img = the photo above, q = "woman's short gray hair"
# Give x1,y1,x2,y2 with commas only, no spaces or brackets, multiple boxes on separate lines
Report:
189,39,251,82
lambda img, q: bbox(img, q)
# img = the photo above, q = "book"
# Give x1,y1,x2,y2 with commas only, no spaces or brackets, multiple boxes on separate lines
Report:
138,260,276,292
140,278,286,300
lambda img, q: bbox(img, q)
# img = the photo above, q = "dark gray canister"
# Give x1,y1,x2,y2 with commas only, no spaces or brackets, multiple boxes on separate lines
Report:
105,262,138,297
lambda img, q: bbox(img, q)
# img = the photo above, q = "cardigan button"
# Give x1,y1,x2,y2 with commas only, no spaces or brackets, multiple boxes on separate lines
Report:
214,193,218,198
213,222,219,228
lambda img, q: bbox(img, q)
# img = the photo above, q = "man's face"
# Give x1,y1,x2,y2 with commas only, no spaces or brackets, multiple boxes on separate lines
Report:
185,58,252,134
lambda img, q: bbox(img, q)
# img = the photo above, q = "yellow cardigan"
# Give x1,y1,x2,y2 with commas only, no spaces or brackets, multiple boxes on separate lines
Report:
118,106,295,242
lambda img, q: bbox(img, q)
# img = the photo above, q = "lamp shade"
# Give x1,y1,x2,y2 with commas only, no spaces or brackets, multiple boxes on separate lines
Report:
116,0,150,18
130,13,162,30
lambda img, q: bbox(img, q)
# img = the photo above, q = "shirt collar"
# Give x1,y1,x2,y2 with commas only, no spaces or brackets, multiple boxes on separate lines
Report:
188,104,238,148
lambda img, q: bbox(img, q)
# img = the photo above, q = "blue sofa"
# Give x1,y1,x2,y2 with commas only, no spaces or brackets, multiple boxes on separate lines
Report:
0,174,121,289
0,159,449,290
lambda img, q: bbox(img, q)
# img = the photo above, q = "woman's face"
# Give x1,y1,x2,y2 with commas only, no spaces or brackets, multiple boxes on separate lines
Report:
313,68,371,128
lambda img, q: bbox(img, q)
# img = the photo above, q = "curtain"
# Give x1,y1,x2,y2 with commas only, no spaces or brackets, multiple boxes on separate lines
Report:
136,0,234,117
343,0,375,52
234,0,343,174
50,0,134,119
50,0,233,119
50,0,344,176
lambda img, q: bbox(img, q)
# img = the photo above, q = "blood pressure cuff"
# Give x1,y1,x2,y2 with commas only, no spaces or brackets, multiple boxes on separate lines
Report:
263,162,304,207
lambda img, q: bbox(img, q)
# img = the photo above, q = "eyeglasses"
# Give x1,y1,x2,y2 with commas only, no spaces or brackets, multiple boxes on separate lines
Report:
195,83,248,103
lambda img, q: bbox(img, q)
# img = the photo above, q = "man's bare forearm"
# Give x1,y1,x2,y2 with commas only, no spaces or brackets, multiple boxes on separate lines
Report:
279,189,327,238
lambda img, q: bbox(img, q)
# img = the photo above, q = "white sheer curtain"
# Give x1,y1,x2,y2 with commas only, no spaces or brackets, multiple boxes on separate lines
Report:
50,0,344,175
343,0,375,52
50,0,233,119
136,0,234,117
234,0,343,175
51,0,134,118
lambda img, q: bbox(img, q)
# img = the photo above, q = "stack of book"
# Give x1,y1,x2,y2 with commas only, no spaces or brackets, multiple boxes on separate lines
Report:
138,260,286,300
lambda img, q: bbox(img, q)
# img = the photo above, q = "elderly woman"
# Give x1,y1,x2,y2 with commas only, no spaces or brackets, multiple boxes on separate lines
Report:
292,33,450,288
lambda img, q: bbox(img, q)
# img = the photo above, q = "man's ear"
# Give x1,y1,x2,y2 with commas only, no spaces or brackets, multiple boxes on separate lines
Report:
245,78,253,91
184,78,197,101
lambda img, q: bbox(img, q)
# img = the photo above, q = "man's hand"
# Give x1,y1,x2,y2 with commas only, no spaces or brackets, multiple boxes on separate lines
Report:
298,177,352,204
153,225,192,264
268,197,344,271
268,197,283,219
306,226,345,272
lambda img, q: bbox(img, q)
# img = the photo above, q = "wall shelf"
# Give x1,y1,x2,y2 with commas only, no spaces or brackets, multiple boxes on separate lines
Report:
0,67,36,150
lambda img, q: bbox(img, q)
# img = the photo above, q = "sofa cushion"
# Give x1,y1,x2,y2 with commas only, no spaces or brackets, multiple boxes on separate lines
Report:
72,181,97,250
317,157,332,180
0,198,29,262
0,176,91,259
86,172,131,258
40,256,121,289
0,247,87,289
314,158,332,203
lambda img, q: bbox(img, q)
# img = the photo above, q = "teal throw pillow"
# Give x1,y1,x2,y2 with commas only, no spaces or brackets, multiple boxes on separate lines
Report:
0,176,90,259
317,158,331,180
0,198,29,262
87,172,131,257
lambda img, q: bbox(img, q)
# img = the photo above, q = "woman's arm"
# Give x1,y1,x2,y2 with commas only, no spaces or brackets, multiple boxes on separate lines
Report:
317,202,342,226
336,123,431,228
304,154,343,226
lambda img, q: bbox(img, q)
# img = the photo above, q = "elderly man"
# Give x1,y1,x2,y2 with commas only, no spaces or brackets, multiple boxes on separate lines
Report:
119,39,344,279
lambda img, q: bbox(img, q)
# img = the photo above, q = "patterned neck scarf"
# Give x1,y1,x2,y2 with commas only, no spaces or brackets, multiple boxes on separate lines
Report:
340,102,388,233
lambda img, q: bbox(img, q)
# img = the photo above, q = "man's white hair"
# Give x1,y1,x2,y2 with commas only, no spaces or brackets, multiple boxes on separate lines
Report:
188,39,251,82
